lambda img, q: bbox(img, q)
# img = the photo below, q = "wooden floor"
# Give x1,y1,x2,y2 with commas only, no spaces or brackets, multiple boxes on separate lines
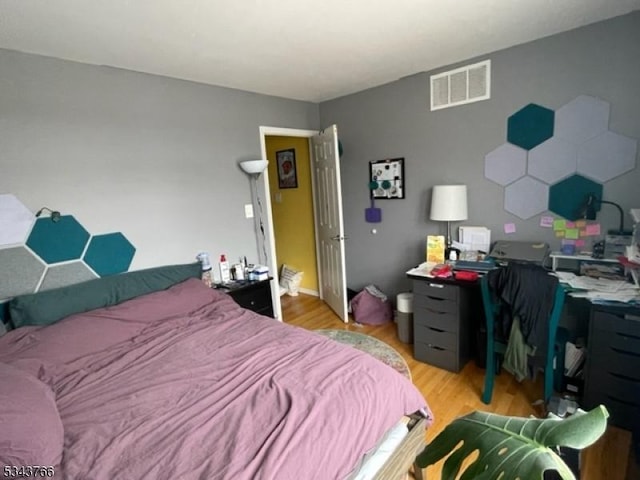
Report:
281,293,637,480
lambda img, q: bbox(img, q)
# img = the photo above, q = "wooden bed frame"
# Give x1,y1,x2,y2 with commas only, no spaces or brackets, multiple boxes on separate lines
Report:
372,413,427,480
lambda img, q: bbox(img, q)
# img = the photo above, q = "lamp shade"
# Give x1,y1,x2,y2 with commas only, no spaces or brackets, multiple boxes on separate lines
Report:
239,159,268,175
430,185,468,221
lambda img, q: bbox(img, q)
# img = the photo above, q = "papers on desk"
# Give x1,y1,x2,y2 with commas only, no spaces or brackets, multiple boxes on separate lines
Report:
554,271,640,303
564,342,585,378
457,226,491,254
406,262,436,278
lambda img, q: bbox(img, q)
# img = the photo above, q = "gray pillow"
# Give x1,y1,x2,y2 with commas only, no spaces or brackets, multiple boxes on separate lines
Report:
9,263,201,328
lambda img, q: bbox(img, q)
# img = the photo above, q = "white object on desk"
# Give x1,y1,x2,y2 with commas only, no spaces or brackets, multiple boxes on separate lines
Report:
555,271,639,302
549,252,619,272
406,262,436,278
458,226,491,253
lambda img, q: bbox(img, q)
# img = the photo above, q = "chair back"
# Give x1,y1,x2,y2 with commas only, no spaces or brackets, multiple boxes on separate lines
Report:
480,267,565,403
480,270,565,343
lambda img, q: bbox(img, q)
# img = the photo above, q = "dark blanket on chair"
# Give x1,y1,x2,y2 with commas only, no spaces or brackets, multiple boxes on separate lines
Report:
486,264,558,352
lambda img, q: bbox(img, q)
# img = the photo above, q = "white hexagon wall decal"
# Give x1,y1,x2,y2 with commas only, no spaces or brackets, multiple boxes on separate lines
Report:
484,143,527,186
577,131,637,182
0,194,35,247
528,137,577,184
504,177,549,220
555,95,610,144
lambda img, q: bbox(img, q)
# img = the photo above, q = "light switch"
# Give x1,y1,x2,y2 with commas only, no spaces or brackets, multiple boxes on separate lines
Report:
244,204,254,218
275,193,282,203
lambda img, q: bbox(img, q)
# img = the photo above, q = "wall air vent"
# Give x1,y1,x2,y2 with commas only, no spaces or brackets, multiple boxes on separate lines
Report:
430,59,491,111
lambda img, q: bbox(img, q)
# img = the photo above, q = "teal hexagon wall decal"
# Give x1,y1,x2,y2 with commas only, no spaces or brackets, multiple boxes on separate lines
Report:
26,216,90,264
507,103,555,150
548,174,603,221
83,232,136,277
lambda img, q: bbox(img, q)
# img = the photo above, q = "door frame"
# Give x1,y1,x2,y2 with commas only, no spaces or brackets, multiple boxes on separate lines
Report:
259,126,321,322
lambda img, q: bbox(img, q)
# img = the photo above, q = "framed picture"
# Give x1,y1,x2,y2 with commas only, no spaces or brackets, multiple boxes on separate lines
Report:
370,157,405,199
277,148,298,189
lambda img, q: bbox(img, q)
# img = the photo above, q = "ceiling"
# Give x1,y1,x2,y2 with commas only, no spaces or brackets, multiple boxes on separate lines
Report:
1,1,639,103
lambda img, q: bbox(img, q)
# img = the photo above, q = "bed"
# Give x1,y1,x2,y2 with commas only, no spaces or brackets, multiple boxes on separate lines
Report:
0,264,432,479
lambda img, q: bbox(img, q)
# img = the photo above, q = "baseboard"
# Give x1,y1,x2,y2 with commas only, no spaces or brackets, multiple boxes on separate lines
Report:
298,287,319,296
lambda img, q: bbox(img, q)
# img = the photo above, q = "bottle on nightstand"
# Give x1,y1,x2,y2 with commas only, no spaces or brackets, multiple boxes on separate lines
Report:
196,252,213,288
219,254,231,283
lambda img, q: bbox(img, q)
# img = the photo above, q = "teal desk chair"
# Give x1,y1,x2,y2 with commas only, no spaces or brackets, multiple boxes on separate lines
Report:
480,274,566,404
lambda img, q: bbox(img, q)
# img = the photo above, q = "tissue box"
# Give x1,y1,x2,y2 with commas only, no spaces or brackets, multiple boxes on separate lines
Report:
248,265,269,281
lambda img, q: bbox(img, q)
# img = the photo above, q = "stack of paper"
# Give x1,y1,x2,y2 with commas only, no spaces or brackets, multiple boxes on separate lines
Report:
564,342,585,378
458,226,491,253
554,271,640,302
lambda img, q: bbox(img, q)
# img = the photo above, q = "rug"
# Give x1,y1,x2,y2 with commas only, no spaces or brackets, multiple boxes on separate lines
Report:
315,329,411,380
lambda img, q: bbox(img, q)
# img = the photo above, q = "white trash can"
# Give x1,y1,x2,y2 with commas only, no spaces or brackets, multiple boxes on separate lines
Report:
396,292,414,344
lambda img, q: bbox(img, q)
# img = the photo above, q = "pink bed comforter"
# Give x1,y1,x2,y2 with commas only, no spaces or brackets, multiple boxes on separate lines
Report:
0,279,429,480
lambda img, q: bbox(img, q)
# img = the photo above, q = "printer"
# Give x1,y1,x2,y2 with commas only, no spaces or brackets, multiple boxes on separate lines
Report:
488,241,550,266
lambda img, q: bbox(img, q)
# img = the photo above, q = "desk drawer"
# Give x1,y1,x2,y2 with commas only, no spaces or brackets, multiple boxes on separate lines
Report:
414,293,458,315
414,323,457,350
414,309,459,333
414,341,458,372
583,390,640,432
413,281,458,301
592,311,640,336
230,287,272,314
589,334,640,376
587,367,640,404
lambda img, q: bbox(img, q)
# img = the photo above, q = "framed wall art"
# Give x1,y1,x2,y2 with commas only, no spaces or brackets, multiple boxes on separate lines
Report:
276,148,298,189
369,158,405,199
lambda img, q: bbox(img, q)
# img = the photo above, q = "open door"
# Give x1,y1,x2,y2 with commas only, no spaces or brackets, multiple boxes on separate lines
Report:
310,125,348,322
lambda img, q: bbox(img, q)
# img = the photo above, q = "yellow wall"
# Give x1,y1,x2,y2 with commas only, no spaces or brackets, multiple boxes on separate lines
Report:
266,136,318,292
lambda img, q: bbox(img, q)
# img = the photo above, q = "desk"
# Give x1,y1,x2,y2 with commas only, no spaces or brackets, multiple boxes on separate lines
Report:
407,264,640,438
583,303,640,435
406,270,482,373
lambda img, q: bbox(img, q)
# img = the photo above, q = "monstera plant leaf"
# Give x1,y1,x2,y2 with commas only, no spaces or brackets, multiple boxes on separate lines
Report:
416,405,609,480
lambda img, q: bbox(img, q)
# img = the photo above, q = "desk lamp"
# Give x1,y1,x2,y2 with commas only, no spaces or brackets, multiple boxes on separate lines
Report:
239,159,269,265
430,185,468,256
577,193,631,235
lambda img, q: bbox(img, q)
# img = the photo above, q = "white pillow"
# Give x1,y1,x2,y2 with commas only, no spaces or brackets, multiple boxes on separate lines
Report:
279,264,304,297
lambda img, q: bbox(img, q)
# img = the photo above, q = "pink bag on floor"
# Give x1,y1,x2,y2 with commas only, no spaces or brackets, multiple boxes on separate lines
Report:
350,285,393,325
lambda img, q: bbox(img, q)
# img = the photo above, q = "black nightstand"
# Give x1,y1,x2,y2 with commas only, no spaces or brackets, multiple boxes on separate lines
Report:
215,278,273,317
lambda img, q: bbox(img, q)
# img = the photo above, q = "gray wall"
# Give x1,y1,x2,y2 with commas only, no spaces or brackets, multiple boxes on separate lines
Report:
0,49,319,273
320,11,640,298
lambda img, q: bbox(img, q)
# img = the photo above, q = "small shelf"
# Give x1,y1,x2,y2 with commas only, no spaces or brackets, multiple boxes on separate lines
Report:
549,252,619,272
